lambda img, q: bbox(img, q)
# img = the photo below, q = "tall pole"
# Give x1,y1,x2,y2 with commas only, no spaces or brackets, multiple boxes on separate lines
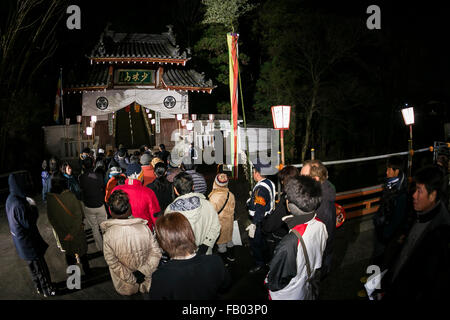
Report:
280,129,285,165
408,124,413,180
78,122,81,154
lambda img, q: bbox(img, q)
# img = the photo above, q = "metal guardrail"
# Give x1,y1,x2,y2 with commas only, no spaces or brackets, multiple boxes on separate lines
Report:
292,147,432,168
291,146,434,221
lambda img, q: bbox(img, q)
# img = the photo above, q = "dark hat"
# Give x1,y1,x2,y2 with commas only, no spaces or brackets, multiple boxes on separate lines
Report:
125,163,142,177
252,159,271,173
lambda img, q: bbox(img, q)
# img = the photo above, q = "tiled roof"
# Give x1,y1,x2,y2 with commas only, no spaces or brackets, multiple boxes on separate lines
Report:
162,69,215,93
64,66,215,93
65,65,110,92
65,26,214,93
89,27,189,65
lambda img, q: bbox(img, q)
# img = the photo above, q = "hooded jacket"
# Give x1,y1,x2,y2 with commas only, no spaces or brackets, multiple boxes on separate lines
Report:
6,172,48,260
164,192,221,254
101,218,162,295
266,213,328,300
208,183,235,245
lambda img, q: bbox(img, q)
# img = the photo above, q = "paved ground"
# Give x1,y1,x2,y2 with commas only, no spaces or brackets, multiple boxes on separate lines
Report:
0,165,376,300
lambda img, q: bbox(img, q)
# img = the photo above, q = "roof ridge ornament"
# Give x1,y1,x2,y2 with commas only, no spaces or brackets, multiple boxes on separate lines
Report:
164,25,176,45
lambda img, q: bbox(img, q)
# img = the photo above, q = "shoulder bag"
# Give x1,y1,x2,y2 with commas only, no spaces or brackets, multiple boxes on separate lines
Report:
217,192,230,214
291,228,321,299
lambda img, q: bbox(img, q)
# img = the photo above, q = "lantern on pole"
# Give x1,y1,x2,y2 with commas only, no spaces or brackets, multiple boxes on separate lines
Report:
401,104,415,180
271,105,291,166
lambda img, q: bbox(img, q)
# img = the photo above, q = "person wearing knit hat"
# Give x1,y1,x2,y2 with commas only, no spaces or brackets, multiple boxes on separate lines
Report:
112,162,160,230
214,173,229,187
140,153,156,186
209,173,235,264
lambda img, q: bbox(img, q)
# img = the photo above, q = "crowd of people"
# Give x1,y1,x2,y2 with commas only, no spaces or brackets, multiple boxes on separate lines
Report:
5,143,450,300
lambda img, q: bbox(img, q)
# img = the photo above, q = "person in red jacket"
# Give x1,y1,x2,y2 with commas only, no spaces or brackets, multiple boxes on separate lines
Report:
112,163,161,230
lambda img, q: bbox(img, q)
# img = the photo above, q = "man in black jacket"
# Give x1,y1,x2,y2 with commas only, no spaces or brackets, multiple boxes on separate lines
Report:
79,157,107,252
381,165,450,299
372,156,408,266
300,160,336,279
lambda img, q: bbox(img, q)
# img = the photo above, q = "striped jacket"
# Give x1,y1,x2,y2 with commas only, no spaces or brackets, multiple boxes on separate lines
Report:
185,170,207,195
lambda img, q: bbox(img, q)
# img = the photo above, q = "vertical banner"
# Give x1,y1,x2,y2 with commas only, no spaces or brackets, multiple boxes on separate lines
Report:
54,68,63,124
155,112,161,133
227,33,239,178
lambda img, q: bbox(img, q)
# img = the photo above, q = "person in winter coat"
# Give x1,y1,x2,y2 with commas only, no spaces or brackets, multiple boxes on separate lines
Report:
300,160,336,278
78,157,108,252
61,161,82,200
105,166,126,203
115,148,130,171
266,175,328,300
146,162,173,213
46,172,91,275
164,172,221,255
149,212,230,300
263,165,299,260
6,172,56,297
246,160,277,274
112,163,161,230
372,156,408,266
380,165,450,300
140,153,156,187
208,173,236,263
101,190,162,296
41,160,51,202
154,143,170,166
181,162,207,195
166,157,182,183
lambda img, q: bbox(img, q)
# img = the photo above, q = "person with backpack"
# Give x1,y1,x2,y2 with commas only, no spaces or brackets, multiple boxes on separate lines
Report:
265,175,327,300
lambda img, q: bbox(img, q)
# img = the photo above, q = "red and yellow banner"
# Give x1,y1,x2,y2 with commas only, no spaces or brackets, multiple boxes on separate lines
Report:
227,33,239,178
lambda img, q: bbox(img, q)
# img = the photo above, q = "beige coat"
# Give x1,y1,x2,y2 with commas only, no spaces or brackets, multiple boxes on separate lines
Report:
208,184,235,245
100,218,162,295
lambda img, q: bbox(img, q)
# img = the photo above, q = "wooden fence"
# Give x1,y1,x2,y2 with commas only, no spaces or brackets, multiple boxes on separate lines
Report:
335,184,383,220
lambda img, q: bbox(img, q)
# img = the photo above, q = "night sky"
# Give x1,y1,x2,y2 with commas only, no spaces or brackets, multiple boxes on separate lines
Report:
1,0,449,180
